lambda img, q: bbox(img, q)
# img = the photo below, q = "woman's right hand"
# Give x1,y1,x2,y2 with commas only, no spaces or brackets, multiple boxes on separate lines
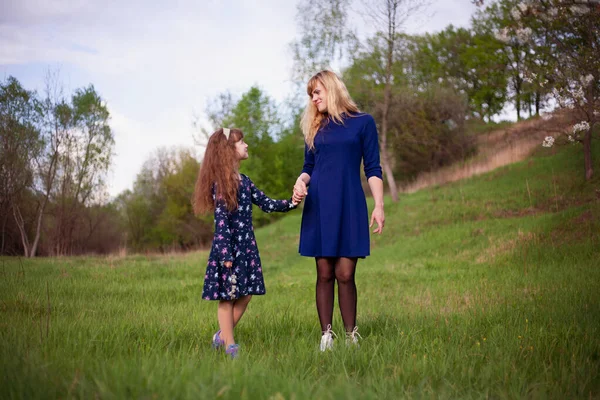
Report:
223,261,233,268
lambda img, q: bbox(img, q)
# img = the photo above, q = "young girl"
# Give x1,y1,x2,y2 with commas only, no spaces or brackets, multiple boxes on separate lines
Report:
193,127,299,359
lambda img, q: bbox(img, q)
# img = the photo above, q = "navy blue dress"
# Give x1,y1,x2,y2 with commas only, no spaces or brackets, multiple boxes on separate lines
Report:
299,113,382,258
202,174,296,301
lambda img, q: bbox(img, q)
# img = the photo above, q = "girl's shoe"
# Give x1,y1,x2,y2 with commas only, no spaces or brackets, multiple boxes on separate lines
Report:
212,330,224,349
225,344,239,359
320,324,336,352
345,326,362,347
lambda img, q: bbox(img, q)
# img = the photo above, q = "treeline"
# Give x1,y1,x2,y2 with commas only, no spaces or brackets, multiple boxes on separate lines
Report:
1,0,597,256
1,75,117,256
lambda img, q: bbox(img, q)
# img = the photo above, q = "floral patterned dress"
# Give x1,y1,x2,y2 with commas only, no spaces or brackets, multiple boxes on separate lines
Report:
202,174,297,301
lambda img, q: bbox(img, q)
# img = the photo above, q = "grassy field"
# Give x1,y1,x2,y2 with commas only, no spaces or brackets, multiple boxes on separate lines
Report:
1,144,599,399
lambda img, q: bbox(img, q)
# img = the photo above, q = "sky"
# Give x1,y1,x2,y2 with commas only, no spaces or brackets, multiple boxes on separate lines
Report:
1,0,479,198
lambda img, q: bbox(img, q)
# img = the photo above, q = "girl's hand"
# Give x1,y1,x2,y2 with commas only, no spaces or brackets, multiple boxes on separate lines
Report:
224,261,233,268
370,206,385,234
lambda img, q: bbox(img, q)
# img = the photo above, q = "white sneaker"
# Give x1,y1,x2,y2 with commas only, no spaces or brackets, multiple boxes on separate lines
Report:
345,326,362,347
320,324,336,351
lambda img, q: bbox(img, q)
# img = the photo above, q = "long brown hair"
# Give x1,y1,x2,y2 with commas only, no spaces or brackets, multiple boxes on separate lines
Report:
193,128,244,214
300,70,360,150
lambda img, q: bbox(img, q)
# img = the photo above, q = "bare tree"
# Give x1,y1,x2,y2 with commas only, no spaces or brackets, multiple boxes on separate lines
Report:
192,91,235,147
290,0,356,90
361,0,429,202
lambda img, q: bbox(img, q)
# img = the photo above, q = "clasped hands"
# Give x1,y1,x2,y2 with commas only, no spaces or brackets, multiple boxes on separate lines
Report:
292,179,308,206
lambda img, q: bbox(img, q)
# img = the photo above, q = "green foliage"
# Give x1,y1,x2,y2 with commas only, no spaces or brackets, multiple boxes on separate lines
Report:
0,76,43,205
389,85,476,180
410,25,508,121
345,45,475,182
118,148,212,252
207,86,304,227
0,75,118,256
473,0,553,119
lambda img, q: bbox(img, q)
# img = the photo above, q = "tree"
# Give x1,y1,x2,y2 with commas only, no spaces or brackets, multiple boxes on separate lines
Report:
159,150,211,249
290,0,356,89
410,25,508,121
0,77,43,256
356,0,429,202
50,85,114,255
493,0,599,180
117,146,212,252
475,0,554,120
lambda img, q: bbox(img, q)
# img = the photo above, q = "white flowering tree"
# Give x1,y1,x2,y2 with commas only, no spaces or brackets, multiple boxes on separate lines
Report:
480,0,599,180
474,0,553,120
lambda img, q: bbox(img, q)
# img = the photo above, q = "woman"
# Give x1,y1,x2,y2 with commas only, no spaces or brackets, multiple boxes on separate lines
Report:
292,70,385,351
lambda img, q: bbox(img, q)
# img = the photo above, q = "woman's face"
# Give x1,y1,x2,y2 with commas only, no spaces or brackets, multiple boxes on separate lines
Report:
311,81,328,113
234,138,248,160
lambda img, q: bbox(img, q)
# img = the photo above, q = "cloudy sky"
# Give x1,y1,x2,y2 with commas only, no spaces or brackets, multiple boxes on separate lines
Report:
1,0,478,197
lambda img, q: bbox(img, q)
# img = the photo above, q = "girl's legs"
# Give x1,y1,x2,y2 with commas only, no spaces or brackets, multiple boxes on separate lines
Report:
334,257,358,333
315,257,336,332
217,300,235,347
216,295,252,346
233,295,252,327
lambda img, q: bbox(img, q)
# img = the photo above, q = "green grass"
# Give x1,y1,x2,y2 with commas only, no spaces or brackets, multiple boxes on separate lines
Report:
2,144,599,399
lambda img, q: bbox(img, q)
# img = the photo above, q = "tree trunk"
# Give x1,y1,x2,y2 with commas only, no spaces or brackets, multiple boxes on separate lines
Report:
514,49,522,121
380,0,399,203
1,211,6,254
29,195,50,258
583,128,593,181
582,87,594,181
12,204,30,257
535,91,540,116
515,88,521,121
380,128,398,201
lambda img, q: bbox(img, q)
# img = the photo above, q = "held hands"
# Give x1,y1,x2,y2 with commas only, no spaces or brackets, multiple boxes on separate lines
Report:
370,205,385,234
292,178,308,205
224,261,233,268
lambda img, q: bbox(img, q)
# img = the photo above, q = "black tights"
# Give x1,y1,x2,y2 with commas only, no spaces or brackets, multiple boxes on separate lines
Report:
315,257,358,333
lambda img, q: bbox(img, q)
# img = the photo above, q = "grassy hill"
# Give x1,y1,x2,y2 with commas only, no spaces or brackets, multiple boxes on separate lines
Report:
1,136,599,398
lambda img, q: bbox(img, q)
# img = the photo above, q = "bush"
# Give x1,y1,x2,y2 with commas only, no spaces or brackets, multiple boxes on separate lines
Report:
388,85,476,181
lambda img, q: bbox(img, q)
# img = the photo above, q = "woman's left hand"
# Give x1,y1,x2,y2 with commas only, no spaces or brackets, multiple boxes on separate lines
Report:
370,206,385,234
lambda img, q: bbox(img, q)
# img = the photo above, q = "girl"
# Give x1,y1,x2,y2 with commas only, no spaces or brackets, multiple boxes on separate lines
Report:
193,127,299,359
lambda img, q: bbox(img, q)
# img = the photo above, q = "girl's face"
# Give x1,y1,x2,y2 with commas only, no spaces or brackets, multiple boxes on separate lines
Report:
234,138,248,161
311,81,328,113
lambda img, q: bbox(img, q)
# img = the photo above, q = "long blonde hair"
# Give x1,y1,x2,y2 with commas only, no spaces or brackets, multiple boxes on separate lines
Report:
300,70,360,150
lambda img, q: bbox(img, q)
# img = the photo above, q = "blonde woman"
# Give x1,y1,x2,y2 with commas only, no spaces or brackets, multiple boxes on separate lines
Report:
292,70,385,351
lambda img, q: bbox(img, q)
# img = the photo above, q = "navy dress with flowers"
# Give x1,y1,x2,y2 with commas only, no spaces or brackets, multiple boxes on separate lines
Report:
202,174,296,301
